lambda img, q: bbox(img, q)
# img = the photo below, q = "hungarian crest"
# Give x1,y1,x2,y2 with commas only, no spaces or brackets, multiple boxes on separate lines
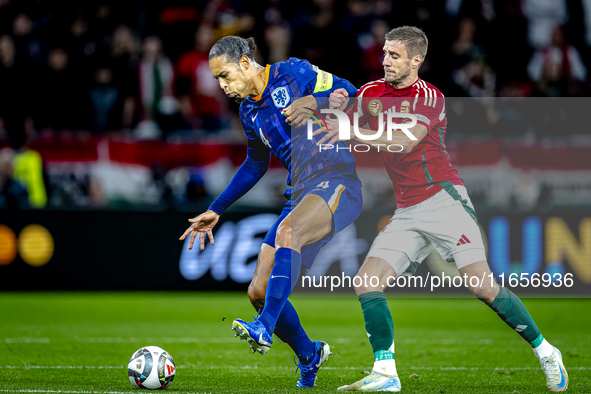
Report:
369,99,382,115
400,100,410,113
272,87,290,108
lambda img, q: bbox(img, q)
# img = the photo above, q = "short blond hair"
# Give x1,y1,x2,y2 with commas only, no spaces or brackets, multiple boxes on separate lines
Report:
385,26,428,64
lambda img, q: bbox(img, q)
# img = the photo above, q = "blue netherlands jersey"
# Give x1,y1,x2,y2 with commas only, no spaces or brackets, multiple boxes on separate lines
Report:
239,57,359,196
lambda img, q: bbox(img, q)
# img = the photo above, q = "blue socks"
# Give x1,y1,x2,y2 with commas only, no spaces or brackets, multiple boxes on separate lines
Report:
275,300,315,363
259,248,315,363
259,248,299,334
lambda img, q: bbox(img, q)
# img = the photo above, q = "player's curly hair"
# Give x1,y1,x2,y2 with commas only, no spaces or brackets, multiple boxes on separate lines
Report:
385,26,428,65
209,36,257,63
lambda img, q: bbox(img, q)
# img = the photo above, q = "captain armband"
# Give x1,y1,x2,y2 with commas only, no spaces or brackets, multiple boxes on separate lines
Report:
313,69,333,93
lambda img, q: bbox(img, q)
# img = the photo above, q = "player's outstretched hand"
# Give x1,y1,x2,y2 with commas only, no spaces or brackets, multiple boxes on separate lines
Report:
282,95,316,128
179,210,220,251
312,117,347,149
329,88,349,110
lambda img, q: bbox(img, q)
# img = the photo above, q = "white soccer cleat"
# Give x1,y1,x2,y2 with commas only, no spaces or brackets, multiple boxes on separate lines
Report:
338,371,401,392
539,346,568,392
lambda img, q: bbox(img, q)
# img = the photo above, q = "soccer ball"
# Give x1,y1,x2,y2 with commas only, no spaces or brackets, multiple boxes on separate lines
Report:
128,346,176,389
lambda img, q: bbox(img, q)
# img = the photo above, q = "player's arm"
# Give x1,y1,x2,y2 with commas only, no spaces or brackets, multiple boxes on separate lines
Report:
318,88,441,152
361,89,445,152
309,71,357,109
208,137,270,214
314,118,427,152
179,137,270,250
350,123,428,153
314,88,369,147
283,59,357,126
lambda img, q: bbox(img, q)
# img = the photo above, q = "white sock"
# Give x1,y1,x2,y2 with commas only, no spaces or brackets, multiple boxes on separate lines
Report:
373,358,398,377
533,338,554,359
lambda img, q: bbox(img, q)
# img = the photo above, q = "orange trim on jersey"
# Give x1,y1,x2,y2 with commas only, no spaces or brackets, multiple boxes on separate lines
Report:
252,65,271,101
330,186,346,213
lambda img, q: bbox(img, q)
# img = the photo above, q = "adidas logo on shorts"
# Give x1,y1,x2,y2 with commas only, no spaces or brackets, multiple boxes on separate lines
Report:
456,234,471,246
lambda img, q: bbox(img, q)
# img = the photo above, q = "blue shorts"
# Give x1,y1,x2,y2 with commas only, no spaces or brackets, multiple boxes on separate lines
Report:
263,174,362,271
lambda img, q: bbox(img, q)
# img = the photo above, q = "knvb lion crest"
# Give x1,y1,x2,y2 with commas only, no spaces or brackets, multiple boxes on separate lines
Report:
272,87,290,108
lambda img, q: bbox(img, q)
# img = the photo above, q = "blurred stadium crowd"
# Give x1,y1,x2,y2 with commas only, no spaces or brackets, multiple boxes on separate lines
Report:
1,0,591,210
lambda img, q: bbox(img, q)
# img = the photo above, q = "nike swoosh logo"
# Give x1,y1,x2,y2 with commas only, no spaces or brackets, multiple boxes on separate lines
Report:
252,114,258,122
258,333,271,346
271,275,289,279
364,379,378,386
556,365,566,387
426,185,434,190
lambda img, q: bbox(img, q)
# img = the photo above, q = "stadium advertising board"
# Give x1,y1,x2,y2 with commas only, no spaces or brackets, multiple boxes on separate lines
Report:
0,210,589,295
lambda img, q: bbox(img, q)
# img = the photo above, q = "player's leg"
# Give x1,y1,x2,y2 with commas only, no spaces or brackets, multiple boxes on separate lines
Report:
258,178,360,387
458,259,568,392
431,184,568,392
458,258,542,342
247,243,316,363
236,177,361,387
256,193,333,337
237,194,337,386
254,177,361,340
339,223,432,392
338,259,411,393
235,202,316,361
233,193,336,349
354,257,398,372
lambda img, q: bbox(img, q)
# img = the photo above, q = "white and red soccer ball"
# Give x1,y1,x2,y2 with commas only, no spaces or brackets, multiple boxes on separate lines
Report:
128,346,176,390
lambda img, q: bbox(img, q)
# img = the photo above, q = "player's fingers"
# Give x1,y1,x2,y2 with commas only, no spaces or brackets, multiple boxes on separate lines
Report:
285,109,298,123
288,106,300,117
328,98,342,110
179,226,193,241
188,230,198,250
296,113,311,128
316,132,333,146
207,230,214,245
329,96,345,105
294,115,305,128
292,113,303,127
335,88,349,97
311,127,327,137
281,106,291,117
326,131,339,143
329,92,347,102
188,221,205,233
199,232,205,251
188,217,200,223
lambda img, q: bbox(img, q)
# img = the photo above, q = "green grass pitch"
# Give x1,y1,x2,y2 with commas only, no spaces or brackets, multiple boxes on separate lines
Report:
0,292,589,393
